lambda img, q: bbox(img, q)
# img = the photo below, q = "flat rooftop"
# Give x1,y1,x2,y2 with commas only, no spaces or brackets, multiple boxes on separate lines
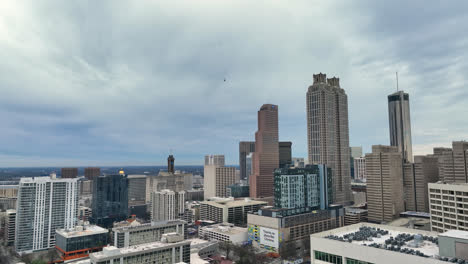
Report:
316,223,440,260
201,224,247,235
202,199,268,207
440,230,468,240
112,220,185,232
90,240,190,259
56,225,108,238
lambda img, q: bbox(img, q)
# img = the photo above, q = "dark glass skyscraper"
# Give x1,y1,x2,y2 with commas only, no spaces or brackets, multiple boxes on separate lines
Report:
388,90,413,162
91,174,128,228
168,155,175,173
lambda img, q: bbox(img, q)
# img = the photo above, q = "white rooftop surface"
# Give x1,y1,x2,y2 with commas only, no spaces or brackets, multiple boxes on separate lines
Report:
56,225,108,238
203,224,247,235
191,253,210,264
440,230,468,240
91,241,190,259
330,226,439,259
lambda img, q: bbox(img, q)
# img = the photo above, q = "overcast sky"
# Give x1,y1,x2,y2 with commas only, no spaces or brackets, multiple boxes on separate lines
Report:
0,1,467,167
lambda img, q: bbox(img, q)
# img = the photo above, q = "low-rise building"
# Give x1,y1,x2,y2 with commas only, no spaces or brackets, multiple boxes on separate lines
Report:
310,223,468,264
111,220,186,248
55,224,108,262
200,198,267,226
199,223,248,244
344,208,368,226
247,205,344,252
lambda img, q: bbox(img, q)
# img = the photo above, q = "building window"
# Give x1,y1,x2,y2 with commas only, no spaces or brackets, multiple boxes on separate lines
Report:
314,250,343,264
346,258,374,264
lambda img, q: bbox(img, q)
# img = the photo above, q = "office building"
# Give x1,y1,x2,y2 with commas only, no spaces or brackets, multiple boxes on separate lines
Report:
366,145,404,223
388,90,413,162
292,157,305,168
274,165,332,211
307,73,352,205
91,174,128,228
61,167,79,178
5,209,15,246
403,155,439,212
344,208,368,226
205,154,225,166
428,182,468,233
78,206,92,222
89,234,191,264
437,141,468,183
112,220,186,248
79,179,92,195
310,223,461,264
199,223,248,244
128,175,147,206
55,224,108,262
84,167,100,180
239,141,256,181
248,206,344,253
168,154,175,173
353,157,366,181
151,190,185,221
185,189,204,201
15,176,78,254
279,141,292,168
200,197,268,226
250,104,279,198
226,184,250,198
145,171,193,203
350,147,362,179
204,155,236,199
0,185,18,198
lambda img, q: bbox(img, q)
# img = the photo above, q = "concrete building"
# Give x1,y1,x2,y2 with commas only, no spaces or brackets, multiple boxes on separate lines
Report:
127,175,147,206
91,174,128,228
292,157,305,168
200,198,268,226
84,167,100,180
274,165,332,211
366,145,404,223
0,185,18,198
250,104,280,198
344,208,368,226
89,234,191,264
185,189,204,201
79,179,92,196
350,147,363,180
353,157,366,181
78,206,92,222
428,182,468,233
388,90,413,163
204,155,236,199
279,141,292,168
199,223,248,244
151,189,185,221
403,155,439,212
5,209,15,246
310,223,464,264
248,206,344,253
437,141,468,183
112,220,186,248
0,197,16,211
15,176,78,254
239,141,256,181
306,73,352,205
145,172,193,203
61,167,79,178
55,224,108,262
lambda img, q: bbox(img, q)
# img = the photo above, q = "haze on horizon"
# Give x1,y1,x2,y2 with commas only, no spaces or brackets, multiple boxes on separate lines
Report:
0,1,467,167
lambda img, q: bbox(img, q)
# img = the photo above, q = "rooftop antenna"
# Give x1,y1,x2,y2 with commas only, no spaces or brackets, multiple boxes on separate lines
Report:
396,71,399,92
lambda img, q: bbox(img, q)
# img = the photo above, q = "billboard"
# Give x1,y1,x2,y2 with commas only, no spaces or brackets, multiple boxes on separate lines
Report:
260,227,279,248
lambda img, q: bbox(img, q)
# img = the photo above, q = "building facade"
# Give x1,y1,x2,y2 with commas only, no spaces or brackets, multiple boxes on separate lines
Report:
145,172,193,203
437,141,468,183
306,73,352,205
226,184,250,198
199,223,248,244
15,176,78,254
5,209,15,246
388,90,413,162
239,141,256,181
55,224,108,262
250,104,279,198
366,145,404,223
204,156,236,199
127,175,147,206
61,167,78,178
274,165,332,211
279,141,292,168
200,198,268,227
151,190,185,222
84,167,100,180
91,174,128,228
205,154,225,166
353,157,366,181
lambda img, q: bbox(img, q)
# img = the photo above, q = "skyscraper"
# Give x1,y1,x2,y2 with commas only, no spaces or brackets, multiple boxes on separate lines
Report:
437,141,468,183
151,189,185,221
306,73,352,205
250,104,279,198
167,155,175,173
388,90,413,162
366,145,404,223
91,174,128,228
15,176,78,253
279,141,293,168
61,167,78,178
204,155,236,199
84,167,100,180
239,141,256,181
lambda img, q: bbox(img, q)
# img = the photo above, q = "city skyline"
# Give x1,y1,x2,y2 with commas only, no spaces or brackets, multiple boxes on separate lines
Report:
1,1,467,167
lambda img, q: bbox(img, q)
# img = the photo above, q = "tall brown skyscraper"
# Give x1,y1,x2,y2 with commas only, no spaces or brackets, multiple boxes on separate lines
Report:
250,104,279,198
61,167,78,178
84,167,100,180
167,155,175,173
306,73,351,205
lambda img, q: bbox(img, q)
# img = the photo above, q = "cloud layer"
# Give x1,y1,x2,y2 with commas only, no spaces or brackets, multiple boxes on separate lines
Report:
0,1,467,166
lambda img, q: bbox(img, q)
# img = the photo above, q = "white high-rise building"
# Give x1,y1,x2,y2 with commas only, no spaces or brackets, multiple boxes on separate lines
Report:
205,155,225,166
204,154,236,199
354,157,366,181
151,190,185,222
15,176,78,254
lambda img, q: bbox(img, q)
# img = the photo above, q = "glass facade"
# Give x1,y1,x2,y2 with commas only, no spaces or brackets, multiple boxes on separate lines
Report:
388,91,413,162
346,258,374,264
314,250,343,264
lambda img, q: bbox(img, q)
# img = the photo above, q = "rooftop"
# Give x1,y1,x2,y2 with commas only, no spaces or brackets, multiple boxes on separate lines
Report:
202,198,268,207
56,225,108,238
112,220,185,232
440,230,468,240
90,240,190,260
201,223,247,235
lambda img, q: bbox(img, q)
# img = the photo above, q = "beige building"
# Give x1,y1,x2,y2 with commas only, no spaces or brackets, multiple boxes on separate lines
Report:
145,171,192,203
0,185,18,198
306,73,352,205
428,182,468,233
366,145,404,223
200,198,267,227
403,155,439,212
204,155,236,199
437,141,468,183
199,223,248,244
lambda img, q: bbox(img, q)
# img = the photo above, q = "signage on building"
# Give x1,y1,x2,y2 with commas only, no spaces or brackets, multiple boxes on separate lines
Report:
260,227,279,248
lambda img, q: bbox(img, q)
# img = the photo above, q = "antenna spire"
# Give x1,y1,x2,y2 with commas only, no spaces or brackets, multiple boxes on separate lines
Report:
396,71,399,92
